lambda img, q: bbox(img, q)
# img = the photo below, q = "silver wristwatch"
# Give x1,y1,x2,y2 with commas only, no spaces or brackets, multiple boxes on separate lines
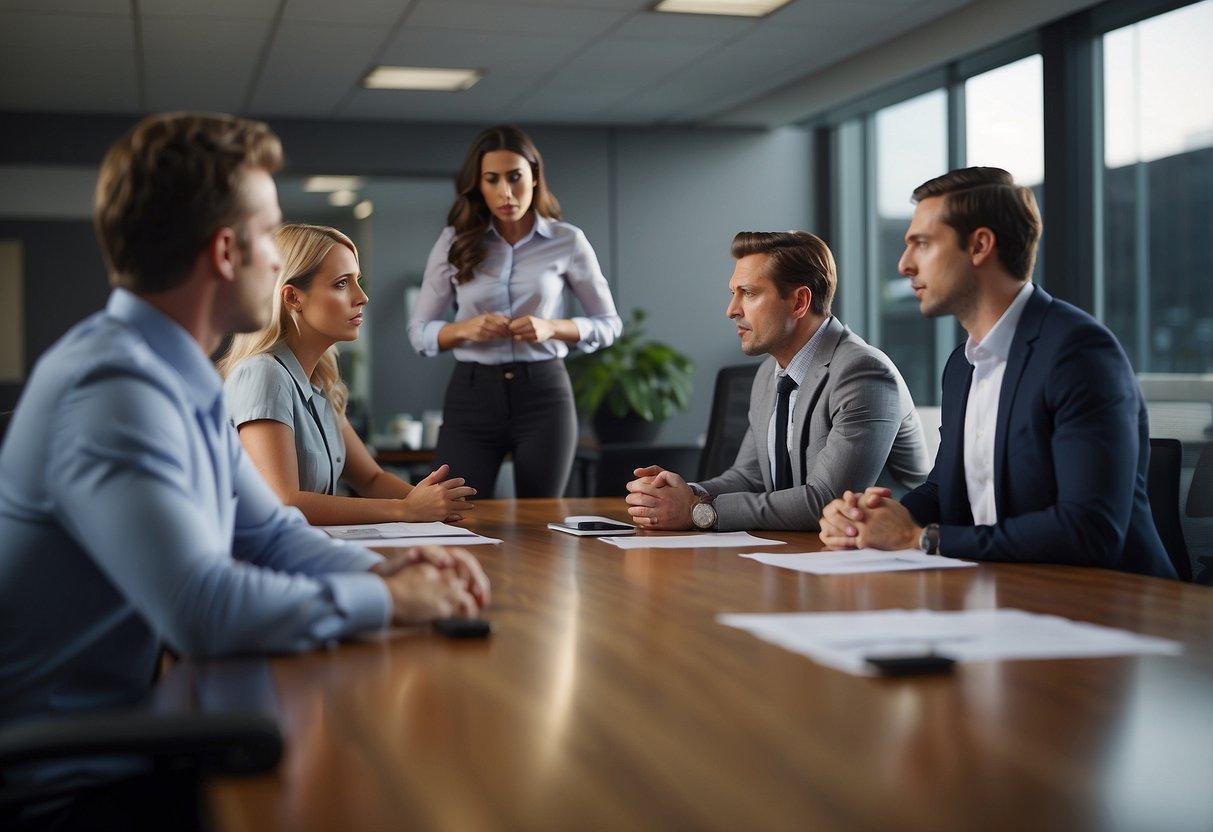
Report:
689,484,717,531
918,523,941,555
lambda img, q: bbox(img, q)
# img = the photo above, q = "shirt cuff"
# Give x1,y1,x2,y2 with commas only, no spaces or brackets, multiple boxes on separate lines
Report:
340,543,383,571
570,316,598,352
324,571,392,633
420,320,446,357
688,483,708,499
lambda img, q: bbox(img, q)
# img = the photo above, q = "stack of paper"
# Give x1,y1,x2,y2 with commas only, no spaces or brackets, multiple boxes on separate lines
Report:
320,522,501,546
598,531,786,550
717,609,1183,676
740,549,977,575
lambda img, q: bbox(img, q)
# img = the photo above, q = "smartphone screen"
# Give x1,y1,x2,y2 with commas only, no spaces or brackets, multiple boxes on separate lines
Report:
574,521,633,531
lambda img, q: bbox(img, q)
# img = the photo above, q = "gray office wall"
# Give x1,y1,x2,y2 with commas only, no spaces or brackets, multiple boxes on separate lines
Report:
0,220,108,412
613,127,814,443
0,114,814,444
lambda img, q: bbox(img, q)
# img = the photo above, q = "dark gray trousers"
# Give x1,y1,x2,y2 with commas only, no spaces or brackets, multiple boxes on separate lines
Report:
434,359,577,498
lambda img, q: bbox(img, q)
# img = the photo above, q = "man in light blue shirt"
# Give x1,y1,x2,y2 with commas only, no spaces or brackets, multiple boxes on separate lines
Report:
0,113,488,728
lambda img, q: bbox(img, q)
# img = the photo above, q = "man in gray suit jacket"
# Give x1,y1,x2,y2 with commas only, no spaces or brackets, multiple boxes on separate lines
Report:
625,231,929,532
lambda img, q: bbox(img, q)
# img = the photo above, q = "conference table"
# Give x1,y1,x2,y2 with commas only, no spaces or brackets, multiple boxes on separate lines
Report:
202,498,1213,831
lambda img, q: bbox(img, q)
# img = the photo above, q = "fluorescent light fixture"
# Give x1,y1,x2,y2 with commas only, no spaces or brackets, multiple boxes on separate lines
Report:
362,66,482,91
328,190,358,207
652,0,790,16
304,176,365,193
353,200,374,220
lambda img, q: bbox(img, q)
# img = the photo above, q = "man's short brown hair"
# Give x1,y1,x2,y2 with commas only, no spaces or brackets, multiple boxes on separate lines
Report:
730,231,836,316
911,167,1041,281
94,112,284,294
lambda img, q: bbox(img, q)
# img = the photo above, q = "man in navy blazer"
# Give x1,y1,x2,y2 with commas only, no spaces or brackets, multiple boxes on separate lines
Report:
819,167,1176,579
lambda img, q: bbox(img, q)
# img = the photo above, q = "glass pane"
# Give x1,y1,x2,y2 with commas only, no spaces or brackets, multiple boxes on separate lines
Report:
1103,0,1213,373
872,89,947,404
965,54,1045,283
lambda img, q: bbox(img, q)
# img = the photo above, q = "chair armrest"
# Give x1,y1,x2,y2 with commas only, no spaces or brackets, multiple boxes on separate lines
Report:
0,711,282,776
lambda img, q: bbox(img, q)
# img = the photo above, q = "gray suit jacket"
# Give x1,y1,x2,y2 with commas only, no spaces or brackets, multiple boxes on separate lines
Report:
699,318,930,531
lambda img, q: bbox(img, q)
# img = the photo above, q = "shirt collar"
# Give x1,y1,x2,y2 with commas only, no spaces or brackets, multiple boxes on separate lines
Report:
964,282,1035,365
778,315,834,387
269,341,320,402
488,212,553,247
105,288,223,412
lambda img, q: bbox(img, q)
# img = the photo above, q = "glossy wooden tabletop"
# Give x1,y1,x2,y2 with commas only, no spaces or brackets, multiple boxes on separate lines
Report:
206,499,1213,832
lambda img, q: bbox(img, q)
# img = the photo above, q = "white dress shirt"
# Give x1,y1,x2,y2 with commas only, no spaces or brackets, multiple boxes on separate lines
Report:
963,281,1035,526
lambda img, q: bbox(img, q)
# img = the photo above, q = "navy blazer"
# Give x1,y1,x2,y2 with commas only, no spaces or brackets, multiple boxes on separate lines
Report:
901,286,1176,579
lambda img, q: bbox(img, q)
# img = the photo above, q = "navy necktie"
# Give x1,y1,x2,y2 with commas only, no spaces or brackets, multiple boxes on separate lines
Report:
774,374,798,491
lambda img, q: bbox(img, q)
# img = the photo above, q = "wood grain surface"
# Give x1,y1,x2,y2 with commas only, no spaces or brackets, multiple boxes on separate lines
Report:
204,498,1213,832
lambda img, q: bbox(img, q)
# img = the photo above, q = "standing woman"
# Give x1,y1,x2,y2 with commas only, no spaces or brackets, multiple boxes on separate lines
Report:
409,125,622,497
221,224,475,525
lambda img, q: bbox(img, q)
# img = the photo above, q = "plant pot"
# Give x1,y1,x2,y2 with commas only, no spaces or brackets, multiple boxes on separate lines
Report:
593,408,663,445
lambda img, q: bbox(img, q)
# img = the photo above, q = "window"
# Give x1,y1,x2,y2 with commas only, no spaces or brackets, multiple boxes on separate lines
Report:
1102,0,1213,372
964,55,1044,188
870,90,948,406
964,54,1045,283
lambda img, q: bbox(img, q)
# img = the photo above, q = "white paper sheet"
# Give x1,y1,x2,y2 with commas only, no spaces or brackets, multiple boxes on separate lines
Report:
320,522,500,546
741,549,977,575
717,608,1182,676
598,531,786,549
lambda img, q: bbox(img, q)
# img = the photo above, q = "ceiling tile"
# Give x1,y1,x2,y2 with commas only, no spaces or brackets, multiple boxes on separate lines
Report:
283,0,406,25
0,46,137,112
143,48,259,112
771,0,966,28
0,10,132,51
609,11,756,42
0,0,127,12
535,37,713,96
139,0,280,19
140,16,271,54
380,28,583,74
248,22,388,116
407,0,626,38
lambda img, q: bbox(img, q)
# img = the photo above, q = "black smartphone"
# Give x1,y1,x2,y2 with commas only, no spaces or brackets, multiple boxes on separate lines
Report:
865,654,955,676
573,521,633,531
433,618,493,639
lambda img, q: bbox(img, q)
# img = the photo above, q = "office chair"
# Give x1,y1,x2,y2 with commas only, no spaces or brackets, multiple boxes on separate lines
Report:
1186,442,1213,584
592,442,702,497
1147,438,1192,581
0,710,282,830
697,363,760,482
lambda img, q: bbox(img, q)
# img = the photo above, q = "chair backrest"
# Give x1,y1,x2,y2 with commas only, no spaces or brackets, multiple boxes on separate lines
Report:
592,443,702,497
697,363,760,482
1147,438,1192,581
916,406,943,464
1187,442,1213,519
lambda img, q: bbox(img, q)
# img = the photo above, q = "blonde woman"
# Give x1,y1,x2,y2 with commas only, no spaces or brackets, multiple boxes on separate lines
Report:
220,224,474,524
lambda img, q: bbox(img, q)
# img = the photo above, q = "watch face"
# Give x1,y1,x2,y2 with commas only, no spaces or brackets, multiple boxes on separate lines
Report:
692,502,716,529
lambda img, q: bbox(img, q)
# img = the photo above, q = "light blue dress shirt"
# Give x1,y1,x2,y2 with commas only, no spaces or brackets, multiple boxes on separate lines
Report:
0,289,390,722
224,342,347,496
408,215,622,364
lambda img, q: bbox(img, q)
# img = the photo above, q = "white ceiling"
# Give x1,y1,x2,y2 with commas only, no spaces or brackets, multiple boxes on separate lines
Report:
0,0,974,126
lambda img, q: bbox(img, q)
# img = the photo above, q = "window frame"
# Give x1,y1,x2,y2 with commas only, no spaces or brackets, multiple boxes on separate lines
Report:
812,0,1211,394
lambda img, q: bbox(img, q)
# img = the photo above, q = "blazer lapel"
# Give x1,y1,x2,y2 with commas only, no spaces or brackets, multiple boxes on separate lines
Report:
948,363,974,524
792,319,846,486
993,286,1049,514
752,358,777,491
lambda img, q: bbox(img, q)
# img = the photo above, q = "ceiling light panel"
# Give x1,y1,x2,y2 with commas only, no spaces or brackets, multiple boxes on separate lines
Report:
653,0,790,17
361,66,482,91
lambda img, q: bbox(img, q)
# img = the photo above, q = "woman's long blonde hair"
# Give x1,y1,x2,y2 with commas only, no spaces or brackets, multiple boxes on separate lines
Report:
217,223,356,414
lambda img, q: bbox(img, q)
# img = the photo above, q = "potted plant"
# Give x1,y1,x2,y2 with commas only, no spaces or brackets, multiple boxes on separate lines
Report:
567,308,695,444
